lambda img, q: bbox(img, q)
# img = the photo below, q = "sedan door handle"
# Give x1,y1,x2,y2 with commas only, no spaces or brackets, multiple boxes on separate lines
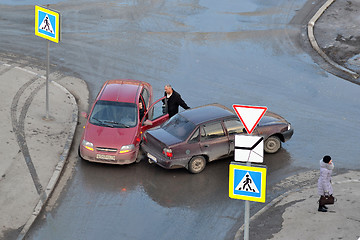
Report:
204,144,209,148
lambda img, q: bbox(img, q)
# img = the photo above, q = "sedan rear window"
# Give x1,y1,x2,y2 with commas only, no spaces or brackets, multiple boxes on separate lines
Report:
162,114,196,141
89,100,137,128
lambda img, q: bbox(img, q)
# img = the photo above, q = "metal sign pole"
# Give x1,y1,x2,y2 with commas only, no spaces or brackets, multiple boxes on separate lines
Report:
231,104,268,240
45,39,50,119
229,161,267,240
244,161,251,240
35,5,60,120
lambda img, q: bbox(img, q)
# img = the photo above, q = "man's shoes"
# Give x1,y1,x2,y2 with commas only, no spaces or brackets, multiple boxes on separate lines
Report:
318,206,328,212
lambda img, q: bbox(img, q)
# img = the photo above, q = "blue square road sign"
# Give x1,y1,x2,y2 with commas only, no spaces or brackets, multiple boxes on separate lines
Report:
35,5,60,43
229,162,267,202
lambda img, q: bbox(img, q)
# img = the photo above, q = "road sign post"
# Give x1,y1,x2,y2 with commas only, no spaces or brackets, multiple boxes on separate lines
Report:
229,162,267,240
230,104,267,240
244,161,250,240
35,5,60,120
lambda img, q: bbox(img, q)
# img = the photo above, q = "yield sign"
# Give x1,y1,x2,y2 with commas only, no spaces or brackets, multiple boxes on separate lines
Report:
232,105,267,134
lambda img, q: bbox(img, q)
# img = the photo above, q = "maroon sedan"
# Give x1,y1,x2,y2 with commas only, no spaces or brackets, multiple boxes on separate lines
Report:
79,79,169,164
141,104,293,173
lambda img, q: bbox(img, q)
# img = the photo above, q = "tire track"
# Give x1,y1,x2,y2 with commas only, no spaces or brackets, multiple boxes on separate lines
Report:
11,75,45,196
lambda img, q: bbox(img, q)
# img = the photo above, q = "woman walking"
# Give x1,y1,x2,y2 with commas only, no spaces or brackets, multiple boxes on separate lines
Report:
317,155,334,212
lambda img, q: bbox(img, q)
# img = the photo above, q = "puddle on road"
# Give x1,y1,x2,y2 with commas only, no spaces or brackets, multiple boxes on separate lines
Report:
345,53,360,72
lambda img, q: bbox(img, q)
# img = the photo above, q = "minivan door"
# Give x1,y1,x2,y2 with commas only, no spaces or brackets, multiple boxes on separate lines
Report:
141,96,169,132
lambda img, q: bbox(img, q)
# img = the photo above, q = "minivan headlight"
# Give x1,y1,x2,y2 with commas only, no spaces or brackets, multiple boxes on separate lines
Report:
82,140,94,151
120,144,135,154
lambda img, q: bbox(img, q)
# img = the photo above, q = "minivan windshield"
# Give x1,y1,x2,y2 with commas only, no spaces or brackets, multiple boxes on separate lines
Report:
162,114,196,141
89,100,137,128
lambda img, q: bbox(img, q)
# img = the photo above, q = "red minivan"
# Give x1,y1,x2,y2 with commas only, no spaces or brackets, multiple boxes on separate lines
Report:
79,79,169,164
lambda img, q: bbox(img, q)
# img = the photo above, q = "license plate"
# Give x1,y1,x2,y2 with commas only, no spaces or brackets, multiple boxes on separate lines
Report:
147,153,157,162
96,154,116,161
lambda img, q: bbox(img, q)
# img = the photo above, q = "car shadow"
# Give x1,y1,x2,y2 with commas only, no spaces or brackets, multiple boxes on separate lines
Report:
77,148,294,209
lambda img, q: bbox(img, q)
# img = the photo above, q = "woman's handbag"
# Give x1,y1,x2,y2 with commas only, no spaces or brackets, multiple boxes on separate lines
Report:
319,195,336,205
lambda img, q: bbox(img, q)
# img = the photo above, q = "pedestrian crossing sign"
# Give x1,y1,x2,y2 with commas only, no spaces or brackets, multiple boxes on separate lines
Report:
35,5,60,43
229,162,267,202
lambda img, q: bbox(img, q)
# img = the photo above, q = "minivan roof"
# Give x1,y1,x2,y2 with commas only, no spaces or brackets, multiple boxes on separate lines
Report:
179,104,235,125
98,79,143,103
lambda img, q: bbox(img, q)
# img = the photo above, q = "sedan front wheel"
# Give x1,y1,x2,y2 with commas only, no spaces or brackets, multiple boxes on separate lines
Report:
188,156,206,174
264,136,281,153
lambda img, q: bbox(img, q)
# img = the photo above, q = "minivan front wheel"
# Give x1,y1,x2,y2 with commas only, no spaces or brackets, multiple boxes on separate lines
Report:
188,156,206,174
264,136,281,153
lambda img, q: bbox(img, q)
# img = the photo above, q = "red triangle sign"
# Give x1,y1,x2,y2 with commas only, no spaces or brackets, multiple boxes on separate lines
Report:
232,105,267,134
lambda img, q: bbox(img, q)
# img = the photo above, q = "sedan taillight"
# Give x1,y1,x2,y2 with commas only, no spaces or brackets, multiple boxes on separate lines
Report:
163,148,173,158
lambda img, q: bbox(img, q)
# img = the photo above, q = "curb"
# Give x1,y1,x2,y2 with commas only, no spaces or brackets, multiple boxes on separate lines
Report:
10,67,79,240
307,0,359,79
234,188,295,240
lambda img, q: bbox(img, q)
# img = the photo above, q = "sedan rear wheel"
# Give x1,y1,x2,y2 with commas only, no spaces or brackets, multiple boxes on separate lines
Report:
264,136,281,153
188,156,206,174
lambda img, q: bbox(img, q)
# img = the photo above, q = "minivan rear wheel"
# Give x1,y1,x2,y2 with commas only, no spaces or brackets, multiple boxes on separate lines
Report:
264,136,281,153
188,156,206,174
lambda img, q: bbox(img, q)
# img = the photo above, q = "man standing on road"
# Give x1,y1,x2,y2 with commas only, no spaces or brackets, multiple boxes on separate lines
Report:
163,84,190,118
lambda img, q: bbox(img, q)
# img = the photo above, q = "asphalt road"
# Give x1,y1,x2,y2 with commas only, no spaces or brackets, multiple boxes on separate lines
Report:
1,0,359,239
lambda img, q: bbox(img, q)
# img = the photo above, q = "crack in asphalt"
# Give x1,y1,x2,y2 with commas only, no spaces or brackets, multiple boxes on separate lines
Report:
10,74,45,196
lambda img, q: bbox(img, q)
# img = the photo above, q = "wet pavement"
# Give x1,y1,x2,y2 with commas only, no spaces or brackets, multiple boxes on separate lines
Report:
0,0,360,239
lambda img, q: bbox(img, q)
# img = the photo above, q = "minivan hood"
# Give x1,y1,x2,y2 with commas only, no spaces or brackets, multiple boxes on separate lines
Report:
84,123,137,148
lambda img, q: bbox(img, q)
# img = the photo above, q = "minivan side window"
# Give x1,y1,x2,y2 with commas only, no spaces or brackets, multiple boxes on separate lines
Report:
224,119,245,135
141,88,150,110
201,122,225,141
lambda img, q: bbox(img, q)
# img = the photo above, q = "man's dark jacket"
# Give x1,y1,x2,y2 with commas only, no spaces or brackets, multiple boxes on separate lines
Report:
163,89,190,118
